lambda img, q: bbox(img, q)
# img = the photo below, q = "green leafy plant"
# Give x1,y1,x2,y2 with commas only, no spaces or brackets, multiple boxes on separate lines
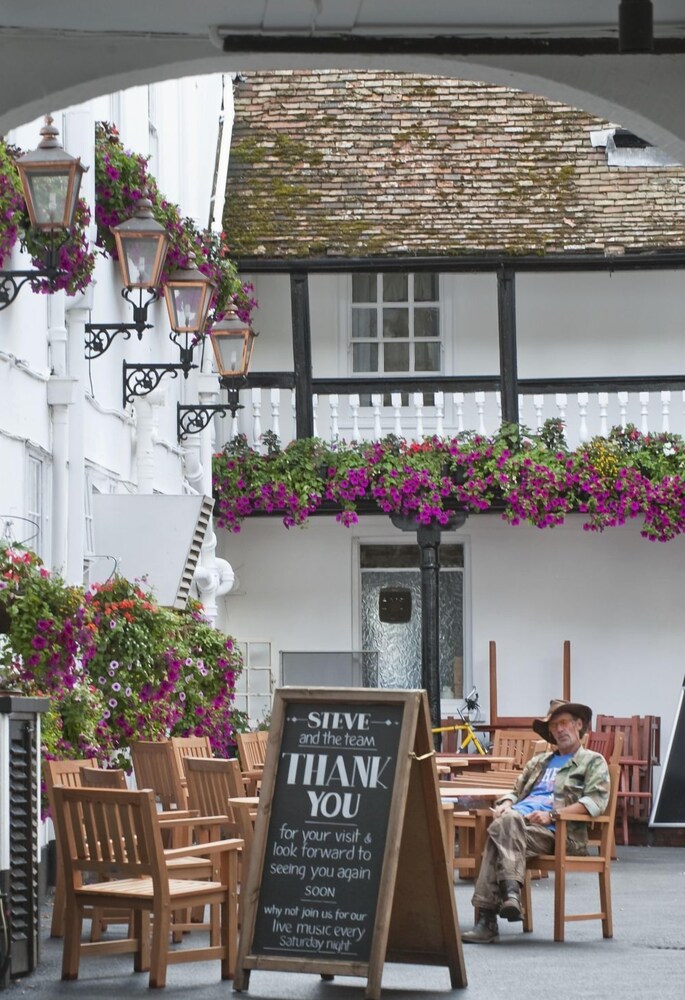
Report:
0,139,25,267
212,421,685,543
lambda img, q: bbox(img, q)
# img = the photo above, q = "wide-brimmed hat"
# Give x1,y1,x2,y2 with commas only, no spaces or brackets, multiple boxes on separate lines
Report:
533,698,593,744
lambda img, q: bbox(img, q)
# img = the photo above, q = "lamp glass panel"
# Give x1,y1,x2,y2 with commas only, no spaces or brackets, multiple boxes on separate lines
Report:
120,235,165,287
167,284,204,331
213,330,247,375
25,169,71,228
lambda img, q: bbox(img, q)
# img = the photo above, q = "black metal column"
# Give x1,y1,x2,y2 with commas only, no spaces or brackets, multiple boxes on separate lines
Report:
497,266,519,426
417,522,443,747
290,272,314,438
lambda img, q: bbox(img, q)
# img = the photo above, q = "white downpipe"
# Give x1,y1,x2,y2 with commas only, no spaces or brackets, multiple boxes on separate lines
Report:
47,295,69,574
61,107,94,585
64,302,88,584
184,364,238,624
134,397,157,494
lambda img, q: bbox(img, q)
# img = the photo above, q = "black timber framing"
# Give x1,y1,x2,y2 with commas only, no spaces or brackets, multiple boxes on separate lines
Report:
290,272,314,438
219,34,685,58
497,267,518,425
251,250,685,443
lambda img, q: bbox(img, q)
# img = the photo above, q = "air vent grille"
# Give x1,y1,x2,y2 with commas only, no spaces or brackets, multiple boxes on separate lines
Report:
8,718,39,977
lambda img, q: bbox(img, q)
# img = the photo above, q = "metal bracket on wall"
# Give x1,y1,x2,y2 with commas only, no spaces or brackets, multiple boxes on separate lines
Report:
122,362,195,405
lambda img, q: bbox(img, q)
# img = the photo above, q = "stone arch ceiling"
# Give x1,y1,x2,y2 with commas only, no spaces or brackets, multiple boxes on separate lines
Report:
1,1,685,162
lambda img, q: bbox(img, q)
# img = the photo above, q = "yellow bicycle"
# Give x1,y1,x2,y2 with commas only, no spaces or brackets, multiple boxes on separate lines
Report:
432,689,489,755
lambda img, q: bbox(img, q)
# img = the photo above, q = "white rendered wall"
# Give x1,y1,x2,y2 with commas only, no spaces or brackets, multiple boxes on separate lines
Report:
0,76,229,571
252,270,685,383
216,514,685,768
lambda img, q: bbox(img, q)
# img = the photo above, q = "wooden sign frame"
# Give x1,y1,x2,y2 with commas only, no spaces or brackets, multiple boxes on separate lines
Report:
650,677,685,827
234,687,466,999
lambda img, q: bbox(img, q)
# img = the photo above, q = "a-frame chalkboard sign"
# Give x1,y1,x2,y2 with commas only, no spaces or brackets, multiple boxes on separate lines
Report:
234,688,466,999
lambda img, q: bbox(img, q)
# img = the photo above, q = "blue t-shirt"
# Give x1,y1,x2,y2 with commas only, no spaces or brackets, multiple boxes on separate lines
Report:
511,753,573,830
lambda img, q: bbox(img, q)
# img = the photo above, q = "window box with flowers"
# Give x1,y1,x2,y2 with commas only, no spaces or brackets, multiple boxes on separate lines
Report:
212,421,685,543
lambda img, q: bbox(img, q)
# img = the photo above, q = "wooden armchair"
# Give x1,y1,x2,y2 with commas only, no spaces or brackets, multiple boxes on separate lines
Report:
521,761,620,941
183,756,242,842
78,761,234,937
44,758,99,938
53,785,242,988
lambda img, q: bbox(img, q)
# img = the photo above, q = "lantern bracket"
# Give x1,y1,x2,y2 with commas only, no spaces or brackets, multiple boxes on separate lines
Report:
84,287,159,358
123,361,197,405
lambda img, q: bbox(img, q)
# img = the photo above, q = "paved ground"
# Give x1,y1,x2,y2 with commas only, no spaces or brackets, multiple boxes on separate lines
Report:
5,846,685,1000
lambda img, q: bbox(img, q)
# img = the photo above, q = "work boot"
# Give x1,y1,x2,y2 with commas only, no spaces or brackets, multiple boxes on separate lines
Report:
462,909,499,944
499,879,523,922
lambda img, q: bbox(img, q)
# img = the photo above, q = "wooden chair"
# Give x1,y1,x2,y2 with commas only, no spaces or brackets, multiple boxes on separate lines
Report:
489,729,541,770
44,758,99,938
443,772,518,879
585,729,613,760
234,731,269,793
53,785,242,988
488,639,572,729
183,755,255,910
223,756,256,869
170,735,213,789
129,739,189,812
521,761,620,941
595,715,652,843
449,808,492,880
79,766,128,789
79,760,233,937
183,757,242,842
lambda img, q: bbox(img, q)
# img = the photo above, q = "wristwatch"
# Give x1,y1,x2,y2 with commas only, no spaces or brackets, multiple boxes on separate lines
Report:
550,809,560,822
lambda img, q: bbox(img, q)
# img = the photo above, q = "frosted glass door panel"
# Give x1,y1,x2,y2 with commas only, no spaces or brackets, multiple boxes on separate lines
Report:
361,569,463,697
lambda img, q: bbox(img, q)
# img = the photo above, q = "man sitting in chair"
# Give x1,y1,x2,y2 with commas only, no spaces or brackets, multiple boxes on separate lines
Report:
462,699,610,944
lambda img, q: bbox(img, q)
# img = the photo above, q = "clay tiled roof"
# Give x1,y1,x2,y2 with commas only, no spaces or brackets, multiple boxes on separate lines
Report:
224,70,685,260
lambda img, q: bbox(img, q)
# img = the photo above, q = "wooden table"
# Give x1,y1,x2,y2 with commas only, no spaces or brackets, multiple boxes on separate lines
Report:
436,754,517,775
440,786,512,801
440,788,511,882
227,795,259,818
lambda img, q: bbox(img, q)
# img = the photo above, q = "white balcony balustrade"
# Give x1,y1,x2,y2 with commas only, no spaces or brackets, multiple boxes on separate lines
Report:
213,387,685,451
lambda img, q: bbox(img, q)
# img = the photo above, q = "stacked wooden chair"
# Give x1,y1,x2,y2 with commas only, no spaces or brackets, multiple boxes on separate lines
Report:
595,714,659,844
235,730,269,793
170,735,212,792
129,739,189,813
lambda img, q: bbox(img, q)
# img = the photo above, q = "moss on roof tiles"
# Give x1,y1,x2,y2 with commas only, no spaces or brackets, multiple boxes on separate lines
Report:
224,70,685,259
